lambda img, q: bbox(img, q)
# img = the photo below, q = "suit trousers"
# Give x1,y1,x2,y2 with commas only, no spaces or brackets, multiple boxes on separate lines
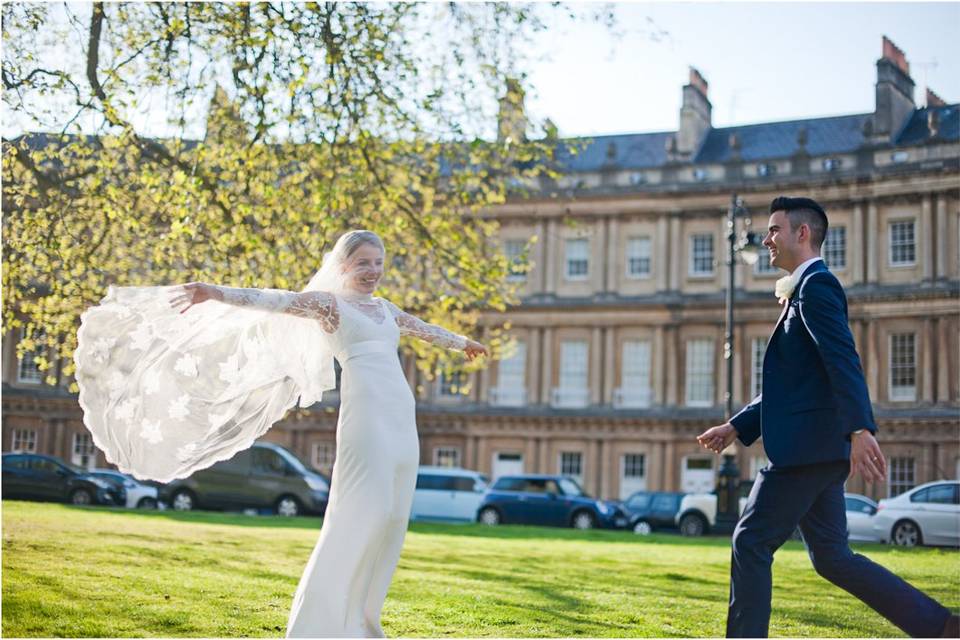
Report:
726,460,951,638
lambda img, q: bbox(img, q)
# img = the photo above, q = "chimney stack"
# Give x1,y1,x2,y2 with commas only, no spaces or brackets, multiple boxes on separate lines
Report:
926,88,946,108
872,36,915,140
677,67,712,156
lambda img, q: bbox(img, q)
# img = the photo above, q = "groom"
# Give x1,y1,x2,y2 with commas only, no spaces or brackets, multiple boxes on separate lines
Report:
698,196,956,638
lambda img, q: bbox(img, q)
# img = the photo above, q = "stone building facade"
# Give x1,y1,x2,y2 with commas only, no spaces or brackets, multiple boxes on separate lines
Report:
4,37,958,502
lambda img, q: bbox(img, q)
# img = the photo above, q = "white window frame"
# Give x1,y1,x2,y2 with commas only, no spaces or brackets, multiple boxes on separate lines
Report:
434,446,461,468
689,234,714,277
564,238,590,281
552,340,590,408
888,333,917,402
625,236,652,279
685,338,715,407
750,337,766,399
16,327,46,384
888,457,915,497
559,451,583,483
71,432,96,469
614,340,652,408
888,219,916,267
822,225,847,270
504,239,527,282
11,428,37,453
622,453,646,479
490,340,527,407
312,441,335,469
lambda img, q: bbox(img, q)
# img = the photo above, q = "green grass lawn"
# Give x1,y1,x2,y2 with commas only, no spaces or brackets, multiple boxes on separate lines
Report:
2,500,957,637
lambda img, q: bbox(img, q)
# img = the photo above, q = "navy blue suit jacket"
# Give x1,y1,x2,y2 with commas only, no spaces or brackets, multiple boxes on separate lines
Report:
730,260,877,467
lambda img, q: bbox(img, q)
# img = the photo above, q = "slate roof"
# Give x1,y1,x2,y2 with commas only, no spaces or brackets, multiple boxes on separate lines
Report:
554,104,959,172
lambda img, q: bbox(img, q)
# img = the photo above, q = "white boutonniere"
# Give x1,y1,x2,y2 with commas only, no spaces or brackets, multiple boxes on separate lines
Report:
774,275,795,305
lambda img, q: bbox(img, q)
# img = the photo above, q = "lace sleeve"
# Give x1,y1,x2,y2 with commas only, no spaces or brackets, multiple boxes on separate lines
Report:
383,300,467,350
213,286,339,332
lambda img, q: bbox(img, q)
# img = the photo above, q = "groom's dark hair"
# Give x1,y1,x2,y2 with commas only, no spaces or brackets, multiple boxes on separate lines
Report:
770,196,828,250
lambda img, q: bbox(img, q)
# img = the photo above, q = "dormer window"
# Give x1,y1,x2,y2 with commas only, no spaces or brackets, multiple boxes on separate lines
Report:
692,168,708,181
757,163,775,177
891,151,909,163
629,172,646,185
822,158,841,171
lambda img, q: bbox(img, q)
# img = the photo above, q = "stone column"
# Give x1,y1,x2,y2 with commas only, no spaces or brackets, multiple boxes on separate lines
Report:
922,318,934,402
922,194,934,281
935,194,948,280
653,441,665,491
603,327,616,405
537,219,548,293
664,440,676,492
545,218,558,294
665,326,679,406
587,439,599,496
478,326,491,403
465,435,477,470
937,317,951,403
590,327,603,404
656,215,670,291
865,321,880,400
654,325,665,405
605,217,619,293
540,327,554,406
598,438,610,499
669,215,682,290
866,201,879,283
528,327,541,405
852,201,865,284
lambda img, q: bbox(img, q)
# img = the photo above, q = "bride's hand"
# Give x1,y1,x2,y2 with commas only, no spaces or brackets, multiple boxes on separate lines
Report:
169,282,221,314
464,340,488,361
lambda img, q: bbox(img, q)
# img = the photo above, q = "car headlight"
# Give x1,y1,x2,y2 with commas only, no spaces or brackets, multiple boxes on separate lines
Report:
306,476,328,492
596,501,610,515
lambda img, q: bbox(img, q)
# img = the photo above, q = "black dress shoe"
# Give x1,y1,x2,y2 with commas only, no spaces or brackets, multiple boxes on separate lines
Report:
940,614,959,638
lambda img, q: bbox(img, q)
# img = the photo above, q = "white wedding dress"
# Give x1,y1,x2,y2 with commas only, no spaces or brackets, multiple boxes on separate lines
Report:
74,285,466,638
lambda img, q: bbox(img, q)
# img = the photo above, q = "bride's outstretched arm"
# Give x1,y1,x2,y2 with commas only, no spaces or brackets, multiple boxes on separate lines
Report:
383,300,487,360
170,282,339,331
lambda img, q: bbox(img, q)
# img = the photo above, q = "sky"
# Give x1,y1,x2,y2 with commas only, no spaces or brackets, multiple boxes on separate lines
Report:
522,2,960,137
3,2,958,140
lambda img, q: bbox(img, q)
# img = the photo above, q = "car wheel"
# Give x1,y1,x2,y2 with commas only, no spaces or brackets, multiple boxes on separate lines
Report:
478,507,501,526
633,520,653,535
171,489,196,511
679,513,707,537
136,497,158,509
891,520,922,547
69,488,93,506
572,511,596,530
275,495,301,517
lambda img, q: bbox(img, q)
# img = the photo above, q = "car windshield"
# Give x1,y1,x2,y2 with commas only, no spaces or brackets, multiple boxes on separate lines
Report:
275,448,310,474
558,477,588,498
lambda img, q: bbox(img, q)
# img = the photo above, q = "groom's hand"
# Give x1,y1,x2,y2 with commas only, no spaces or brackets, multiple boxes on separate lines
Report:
849,430,887,483
697,422,738,454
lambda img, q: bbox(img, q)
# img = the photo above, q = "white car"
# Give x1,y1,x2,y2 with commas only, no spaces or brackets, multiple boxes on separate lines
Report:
675,492,748,536
844,493,881,542
410,466,488,523
90,469,159,509
873,481,960,547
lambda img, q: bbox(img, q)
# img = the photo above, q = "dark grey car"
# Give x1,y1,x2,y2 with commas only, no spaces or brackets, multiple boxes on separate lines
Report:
159,442,329,516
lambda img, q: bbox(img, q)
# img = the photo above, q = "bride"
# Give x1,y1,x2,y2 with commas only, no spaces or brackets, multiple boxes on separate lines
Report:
74,230,487,637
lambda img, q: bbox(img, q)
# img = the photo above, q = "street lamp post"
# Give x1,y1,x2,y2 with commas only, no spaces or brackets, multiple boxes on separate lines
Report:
716,194,763,533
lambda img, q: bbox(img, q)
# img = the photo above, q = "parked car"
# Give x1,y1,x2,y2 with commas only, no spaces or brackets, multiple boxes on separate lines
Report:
477,474,627,529
159,442,329,517
844,493,881,542
2,453,126,507
90,469,159,509
621,491,685,535
873,481,960,547
675,492,748,536
410,466,488,522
